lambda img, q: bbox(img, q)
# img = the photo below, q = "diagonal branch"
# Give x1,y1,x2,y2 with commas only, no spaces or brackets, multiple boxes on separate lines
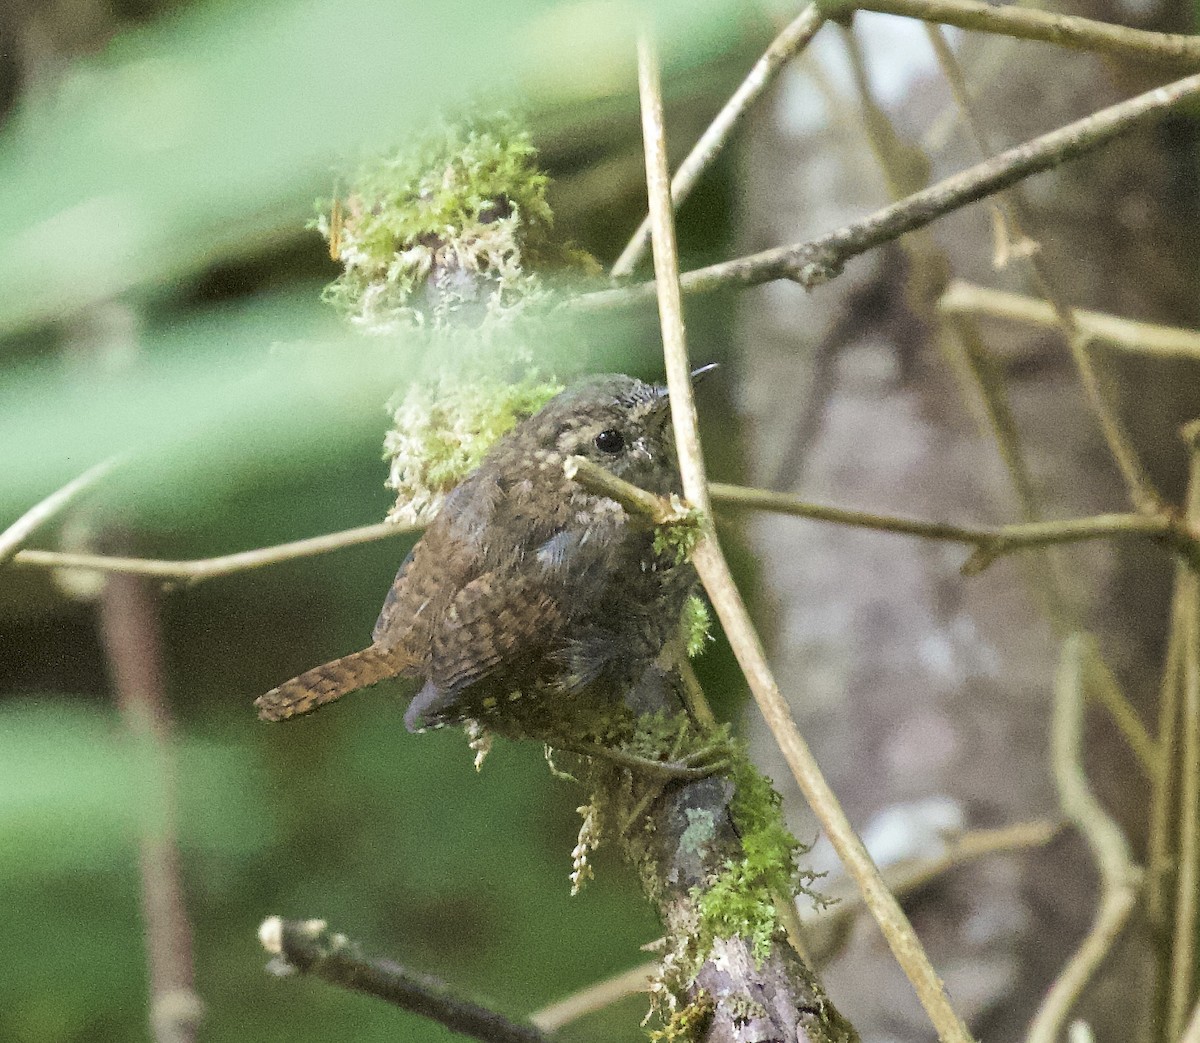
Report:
10,519,417,587
838,0,1200,68
939,281,1200,361
0,455,124,566
574,72,1200,311
259,917,551,1043
636,30,973,1043
611,3,825,277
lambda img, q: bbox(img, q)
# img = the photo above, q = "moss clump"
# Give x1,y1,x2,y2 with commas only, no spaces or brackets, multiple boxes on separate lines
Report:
692,758,813,965
647,990,713,1043
652,505,704,566
681,595,713,659
315,112,596,332
384,373,562,524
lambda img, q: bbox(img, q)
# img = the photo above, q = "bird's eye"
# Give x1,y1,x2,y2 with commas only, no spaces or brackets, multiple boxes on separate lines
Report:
594,429,625,454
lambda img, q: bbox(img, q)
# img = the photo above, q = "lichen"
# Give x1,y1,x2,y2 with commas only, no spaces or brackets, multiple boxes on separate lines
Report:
570,801,603,895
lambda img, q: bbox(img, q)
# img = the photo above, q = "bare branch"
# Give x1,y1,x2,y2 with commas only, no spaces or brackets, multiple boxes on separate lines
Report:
1026,635,1142,1043
939,281,1200,360
573,73,1200,311
611,3,825,277
637,29,972,1043
0,455,124,567
530,962,656,1033
100,573,202,1043
841,0,1200,68
11,519,417,587
258,917,551,1043
1167,423,1200,1041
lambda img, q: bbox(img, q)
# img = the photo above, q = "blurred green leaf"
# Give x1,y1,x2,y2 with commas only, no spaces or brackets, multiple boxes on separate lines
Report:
0,0,743,334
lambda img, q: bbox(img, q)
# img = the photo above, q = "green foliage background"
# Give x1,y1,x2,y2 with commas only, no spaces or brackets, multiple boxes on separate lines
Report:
0,1,759,1039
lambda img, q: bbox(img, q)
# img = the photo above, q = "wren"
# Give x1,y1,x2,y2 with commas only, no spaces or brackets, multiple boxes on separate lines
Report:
256,373,702,734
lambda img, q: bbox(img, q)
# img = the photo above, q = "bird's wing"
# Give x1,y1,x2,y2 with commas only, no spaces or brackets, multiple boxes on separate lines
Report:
428,569,564,696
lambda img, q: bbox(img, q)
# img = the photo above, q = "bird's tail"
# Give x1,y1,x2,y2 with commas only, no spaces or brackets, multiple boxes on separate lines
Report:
255,646,403,722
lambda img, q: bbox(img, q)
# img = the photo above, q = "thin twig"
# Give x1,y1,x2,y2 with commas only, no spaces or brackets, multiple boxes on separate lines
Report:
710,482,1186,574
838,0,1200,68
637,33,711,518
636,30,974,1043
1181,999,1200,1043
805,819,1063,965
11,519,417,587
573,72,1200,312
530,962,656,1032
1146,582,1185,1041
259,917,550,1043
922,29,1162,513
611,3,825,277
100,573,202,1043
1167,422,1200,1041
939,281,1200,361
1026,635,1142,1043
0,455,124,567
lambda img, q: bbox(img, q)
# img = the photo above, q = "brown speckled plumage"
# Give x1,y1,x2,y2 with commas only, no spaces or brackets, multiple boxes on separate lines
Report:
255,374,695,731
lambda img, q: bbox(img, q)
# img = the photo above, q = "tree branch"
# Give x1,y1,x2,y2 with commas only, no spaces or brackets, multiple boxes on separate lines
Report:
939,281,1200,360
838,0,1200,68
99,572,202,1043
0,455,123,567
611,3,825,277
259,917,551,1043
573,72,1200,311
637,29,971,1043
1026,635,1142,1043
1167,423,1200,1041
10,519,417,587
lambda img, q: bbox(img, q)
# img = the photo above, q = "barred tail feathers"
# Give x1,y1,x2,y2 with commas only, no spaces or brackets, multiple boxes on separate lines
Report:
255,646,404,722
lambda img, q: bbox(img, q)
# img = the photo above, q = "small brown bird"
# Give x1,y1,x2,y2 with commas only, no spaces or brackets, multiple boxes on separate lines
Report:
256,372,704,733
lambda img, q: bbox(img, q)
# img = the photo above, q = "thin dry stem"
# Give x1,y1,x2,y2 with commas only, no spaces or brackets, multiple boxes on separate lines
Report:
939,282,1200,361
530,962,656,1032
0,455,124,567
11,519,417,587
1026,635,1142,1043
574,73,1200,313
612,4,825,277
100,573,202,1043
841,0,1200,67
636,29,973,1043
1167,424,1200,1041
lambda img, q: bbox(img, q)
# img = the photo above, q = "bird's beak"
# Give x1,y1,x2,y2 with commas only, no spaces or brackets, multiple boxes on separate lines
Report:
653,363,719,407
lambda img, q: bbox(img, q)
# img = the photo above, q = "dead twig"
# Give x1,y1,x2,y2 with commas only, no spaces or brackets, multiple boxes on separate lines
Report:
574,73,1200,311
258,917,550,1043
612,3,825,277
1026,635,1142,1043
637,30,973,1043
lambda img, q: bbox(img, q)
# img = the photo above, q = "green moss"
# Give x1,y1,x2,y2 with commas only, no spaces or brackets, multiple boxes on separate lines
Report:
315,112,597,332
691,757,812,966
647,991,713,1043
681,595,713,658
384,373,562,523
653,507,704,566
